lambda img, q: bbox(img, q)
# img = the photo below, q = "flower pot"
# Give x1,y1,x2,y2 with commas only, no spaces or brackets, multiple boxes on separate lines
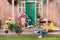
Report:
25,22,27,28
15,32,20,34
5,30,8,33
9,28,13,31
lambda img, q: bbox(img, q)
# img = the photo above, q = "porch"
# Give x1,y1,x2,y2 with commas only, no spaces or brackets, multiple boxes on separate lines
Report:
0,26,60,36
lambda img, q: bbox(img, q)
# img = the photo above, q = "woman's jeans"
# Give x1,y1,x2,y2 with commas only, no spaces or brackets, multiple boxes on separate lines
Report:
26,19,32,26
37,30,48,36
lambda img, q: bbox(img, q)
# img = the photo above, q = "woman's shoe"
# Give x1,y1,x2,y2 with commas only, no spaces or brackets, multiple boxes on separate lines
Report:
34,31,37,33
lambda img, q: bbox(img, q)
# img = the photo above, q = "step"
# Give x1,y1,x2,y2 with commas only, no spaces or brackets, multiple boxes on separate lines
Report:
0,29,17,36
0,27,60,36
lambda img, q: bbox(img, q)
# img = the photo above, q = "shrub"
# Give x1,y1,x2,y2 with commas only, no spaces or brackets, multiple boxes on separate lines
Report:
14,24,22,33
7,23,14,28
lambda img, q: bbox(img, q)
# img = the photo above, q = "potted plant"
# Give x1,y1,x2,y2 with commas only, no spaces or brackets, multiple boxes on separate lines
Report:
14,24,22,34
37,14,40,19
7,23,14,31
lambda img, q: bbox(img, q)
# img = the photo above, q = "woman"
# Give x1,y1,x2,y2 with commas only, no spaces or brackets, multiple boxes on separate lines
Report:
20,12,27,28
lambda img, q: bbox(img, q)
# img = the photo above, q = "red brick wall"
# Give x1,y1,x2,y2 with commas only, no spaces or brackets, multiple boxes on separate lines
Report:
0,0,18,25
0,0,60,27
44,0,60,27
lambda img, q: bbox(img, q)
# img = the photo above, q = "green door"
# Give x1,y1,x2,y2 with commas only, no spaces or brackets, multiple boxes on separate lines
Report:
25,2,36,25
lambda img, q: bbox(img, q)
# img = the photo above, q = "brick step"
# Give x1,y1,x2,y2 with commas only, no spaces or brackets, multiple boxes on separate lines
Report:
46,32,60,36
21,27,60,36
0,27,60,36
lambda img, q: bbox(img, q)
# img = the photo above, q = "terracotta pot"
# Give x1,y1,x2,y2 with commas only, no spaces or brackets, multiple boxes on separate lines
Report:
9,28,13,31
15,32,19,34
24,22,27,28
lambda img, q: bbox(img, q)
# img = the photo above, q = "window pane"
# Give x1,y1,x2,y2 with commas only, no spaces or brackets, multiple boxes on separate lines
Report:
19,3,21,7
19,8,21,13
36,3,39,7
21,3,24,7
36,8,38,15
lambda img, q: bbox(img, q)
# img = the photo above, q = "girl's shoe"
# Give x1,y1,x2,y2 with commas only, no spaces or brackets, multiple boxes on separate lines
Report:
38,36,42,38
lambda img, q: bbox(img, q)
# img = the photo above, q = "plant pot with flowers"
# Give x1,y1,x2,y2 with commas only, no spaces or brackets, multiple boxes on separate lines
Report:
7,17,14,31
7,23,14,31
14,24,22,34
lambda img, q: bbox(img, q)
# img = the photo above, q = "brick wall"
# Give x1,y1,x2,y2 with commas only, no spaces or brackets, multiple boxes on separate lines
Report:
44,0,60,27
0,0,60,27
0,0,19,25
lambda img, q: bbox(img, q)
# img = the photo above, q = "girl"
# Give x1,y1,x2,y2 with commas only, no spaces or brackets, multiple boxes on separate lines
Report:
35,23,48,38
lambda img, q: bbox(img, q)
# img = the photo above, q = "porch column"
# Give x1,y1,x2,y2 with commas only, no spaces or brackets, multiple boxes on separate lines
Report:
46,0,49,25
41,0,44,17
18,0,20,17
12,0,15,24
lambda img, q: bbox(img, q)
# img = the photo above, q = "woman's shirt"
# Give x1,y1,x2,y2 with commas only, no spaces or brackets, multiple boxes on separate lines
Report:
21,14,27,19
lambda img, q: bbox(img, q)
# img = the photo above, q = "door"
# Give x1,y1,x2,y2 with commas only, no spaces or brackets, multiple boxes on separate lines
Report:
25,2,36,25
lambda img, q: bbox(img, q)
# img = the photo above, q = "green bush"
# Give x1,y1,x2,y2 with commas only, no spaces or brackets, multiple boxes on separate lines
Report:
7,23,14,28
14,25,22,33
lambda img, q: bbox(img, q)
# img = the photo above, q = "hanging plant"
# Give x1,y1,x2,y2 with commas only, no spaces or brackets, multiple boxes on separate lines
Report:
7,0,18,6
44,0,53,5
37,14,40,18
